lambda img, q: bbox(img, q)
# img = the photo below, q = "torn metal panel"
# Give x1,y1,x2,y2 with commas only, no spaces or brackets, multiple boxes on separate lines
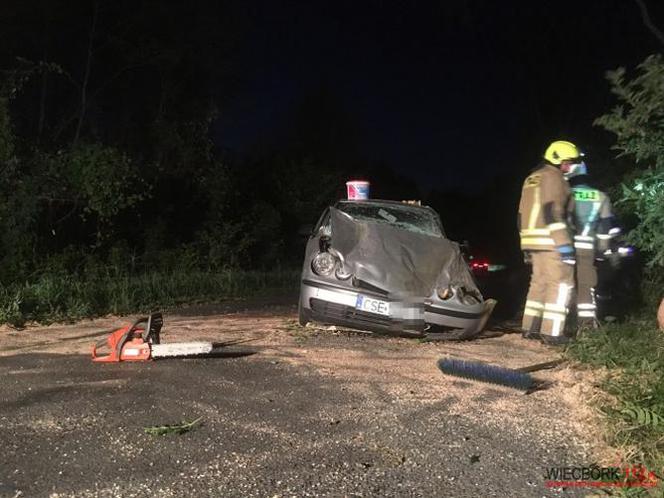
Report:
328,205,479,299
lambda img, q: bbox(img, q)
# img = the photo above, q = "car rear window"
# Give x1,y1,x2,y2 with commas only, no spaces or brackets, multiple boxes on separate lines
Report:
337,202,443,237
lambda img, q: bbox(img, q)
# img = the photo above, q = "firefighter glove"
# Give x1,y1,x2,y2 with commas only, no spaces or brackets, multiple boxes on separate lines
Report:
557,244,576,265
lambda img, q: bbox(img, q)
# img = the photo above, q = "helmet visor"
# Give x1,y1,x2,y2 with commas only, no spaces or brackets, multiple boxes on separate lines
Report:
561,160,587,177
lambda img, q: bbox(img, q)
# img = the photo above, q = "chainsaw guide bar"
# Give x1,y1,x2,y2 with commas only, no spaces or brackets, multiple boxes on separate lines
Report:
150,342,214,358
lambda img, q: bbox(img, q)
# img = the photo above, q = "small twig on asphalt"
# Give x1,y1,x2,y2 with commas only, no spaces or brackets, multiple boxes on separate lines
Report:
144,416,203,436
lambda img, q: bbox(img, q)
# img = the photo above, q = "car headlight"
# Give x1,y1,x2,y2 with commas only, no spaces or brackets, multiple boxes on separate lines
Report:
462,293,480,305
312,252,336,276
459,287,481,305
437,287,454,300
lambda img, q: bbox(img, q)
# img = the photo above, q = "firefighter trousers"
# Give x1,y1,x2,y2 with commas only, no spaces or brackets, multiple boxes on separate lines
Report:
575,248,597,324
522,251,575,338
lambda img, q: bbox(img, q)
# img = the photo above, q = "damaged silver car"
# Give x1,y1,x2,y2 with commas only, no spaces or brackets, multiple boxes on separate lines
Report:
298,200,495,339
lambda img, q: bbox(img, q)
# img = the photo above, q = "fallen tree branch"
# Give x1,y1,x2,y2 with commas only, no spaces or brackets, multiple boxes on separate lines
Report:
634,0,664,47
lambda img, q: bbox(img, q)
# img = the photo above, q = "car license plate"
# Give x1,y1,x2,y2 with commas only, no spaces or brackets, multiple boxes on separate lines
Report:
355,294,390,316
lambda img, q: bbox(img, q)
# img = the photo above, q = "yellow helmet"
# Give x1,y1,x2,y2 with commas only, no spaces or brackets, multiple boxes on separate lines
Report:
543,140,580,165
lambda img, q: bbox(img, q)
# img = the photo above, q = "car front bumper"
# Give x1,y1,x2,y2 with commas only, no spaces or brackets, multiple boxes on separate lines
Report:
300,279,492,336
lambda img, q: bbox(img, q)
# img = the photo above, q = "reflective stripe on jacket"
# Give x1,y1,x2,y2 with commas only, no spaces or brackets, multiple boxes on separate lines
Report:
518,164,574,251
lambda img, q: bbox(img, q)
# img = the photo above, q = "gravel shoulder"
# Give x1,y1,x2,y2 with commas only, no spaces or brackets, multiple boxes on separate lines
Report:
0,299,605,497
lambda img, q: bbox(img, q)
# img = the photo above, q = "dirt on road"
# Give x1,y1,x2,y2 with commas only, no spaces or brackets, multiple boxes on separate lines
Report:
0,298,607,497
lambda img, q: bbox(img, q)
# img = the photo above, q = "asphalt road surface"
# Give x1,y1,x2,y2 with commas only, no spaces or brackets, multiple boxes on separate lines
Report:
0,300,599,497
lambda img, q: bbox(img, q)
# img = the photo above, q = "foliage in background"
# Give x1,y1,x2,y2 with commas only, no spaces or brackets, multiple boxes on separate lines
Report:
0,267,300,327
0,97,13,163
0,1,367,325
619,167,664,273
583,55,664,495
62,144,145,231
595,55,664,288
0,71,333,324
0,1,426,325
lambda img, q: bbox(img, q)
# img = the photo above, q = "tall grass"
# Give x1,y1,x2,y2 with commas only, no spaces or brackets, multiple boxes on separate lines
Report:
0,268,300,326
567,319,664,493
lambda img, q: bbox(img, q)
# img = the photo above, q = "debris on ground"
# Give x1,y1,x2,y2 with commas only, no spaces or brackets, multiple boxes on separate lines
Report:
144,417,203,436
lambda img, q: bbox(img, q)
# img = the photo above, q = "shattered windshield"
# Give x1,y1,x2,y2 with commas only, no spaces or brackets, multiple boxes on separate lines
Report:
337,202,444,237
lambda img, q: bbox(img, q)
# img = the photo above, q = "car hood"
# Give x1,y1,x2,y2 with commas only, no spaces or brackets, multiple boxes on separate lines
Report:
326,207,479,298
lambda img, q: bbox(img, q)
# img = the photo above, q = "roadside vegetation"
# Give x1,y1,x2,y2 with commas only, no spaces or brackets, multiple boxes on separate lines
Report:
564,53,664,494
0,266,299,327
0,5,427,326
567,321,664,491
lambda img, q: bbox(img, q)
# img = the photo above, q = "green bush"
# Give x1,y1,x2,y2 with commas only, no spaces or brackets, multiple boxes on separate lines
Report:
0,267,300,326
596,55,664,284
0,96,14,164
567,321,664,484
618,168,664,270
63,144,147,225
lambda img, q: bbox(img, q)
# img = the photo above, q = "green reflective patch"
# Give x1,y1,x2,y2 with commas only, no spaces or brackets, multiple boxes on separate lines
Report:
574,189,599,201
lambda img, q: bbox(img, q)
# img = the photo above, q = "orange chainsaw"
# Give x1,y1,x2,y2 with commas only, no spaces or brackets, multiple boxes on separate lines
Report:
92,313,215,362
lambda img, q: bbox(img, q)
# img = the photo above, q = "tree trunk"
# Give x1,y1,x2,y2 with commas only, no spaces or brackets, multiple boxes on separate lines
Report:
658,298,664,330
38,69,48,140
73,0,98,147
38,6,50,141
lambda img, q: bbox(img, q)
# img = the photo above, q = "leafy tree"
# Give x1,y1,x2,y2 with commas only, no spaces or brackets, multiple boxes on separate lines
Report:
58,144,146,241
0,97,13,163
595,54,664,275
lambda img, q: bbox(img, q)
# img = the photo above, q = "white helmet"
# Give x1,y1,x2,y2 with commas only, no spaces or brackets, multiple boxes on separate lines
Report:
561,160,587,179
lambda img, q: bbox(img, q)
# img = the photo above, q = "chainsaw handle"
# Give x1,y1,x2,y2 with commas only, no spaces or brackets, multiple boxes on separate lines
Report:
91,340,102,360
91,337,113,361
129,313,163,344
91,324,137,362
143,313,163,344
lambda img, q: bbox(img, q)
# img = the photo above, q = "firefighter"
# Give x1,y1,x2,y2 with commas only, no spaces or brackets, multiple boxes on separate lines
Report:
518,140,579,344
561,158,619,328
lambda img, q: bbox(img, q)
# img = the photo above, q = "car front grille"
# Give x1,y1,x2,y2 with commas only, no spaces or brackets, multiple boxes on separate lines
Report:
309,298,393,327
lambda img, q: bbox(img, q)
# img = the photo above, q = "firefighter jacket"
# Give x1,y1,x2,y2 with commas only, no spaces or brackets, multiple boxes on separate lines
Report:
571,184,618,253
518,164,574,252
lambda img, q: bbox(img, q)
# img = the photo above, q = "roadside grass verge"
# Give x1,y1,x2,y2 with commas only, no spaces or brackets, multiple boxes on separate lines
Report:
0,268,300,326
566,319,664,493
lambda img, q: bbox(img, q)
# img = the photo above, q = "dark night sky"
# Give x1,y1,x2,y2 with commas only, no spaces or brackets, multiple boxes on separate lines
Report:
214,0,663,192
